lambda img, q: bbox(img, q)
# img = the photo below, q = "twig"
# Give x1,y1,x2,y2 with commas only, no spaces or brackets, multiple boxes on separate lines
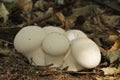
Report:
0,39,13,44
63,71,97,75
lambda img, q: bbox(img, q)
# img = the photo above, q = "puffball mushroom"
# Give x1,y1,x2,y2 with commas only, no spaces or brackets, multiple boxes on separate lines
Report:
65,30,88,42
42,32,70,67
14,26,46,65
43,26,65,34
71,38,101,69
62,38,101,71
61,29,88,71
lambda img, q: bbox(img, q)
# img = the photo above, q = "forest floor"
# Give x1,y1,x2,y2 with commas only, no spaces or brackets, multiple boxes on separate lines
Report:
0,0,120,80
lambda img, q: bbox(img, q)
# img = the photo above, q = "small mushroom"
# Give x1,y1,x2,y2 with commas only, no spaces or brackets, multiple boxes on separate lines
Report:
43,26,65,34
65,30,88,42
71,38,101,69
42,32,70,67
61,30,88,71
14,26,46,65
62,38,101,71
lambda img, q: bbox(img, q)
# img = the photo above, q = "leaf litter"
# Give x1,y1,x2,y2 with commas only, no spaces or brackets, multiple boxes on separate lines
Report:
0,0,120,79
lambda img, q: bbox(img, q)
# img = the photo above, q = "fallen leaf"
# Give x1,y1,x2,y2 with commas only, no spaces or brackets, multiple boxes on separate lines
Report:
17,0,33,14
106,49,120,63
109,35,119,42
100,15,120,27
100,67,120,75
107,37,120,53
0,48,10,56
55,12,66,29
0,3,9,23
34,0,44,11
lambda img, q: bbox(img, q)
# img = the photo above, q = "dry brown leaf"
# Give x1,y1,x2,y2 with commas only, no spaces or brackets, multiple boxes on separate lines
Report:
0,3,9,23
109,35,119,42
64,5,100,30
23,7,54,26
95,77,102,80
65,18,75,30
99,36,120,57
103,76,119,80
72,5,99,16
99,46,107,56
107,38,120,53
0,48,10,55
100,67,120,75
100,15,120,27
55,12,66,28
106,49,120,63
17,0,33,14
117,30,120,33
34,0,44,10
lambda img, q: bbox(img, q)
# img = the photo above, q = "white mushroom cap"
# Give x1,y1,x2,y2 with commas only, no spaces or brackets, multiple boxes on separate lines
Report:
43,26,65,34
42,32,70,56
65,30,88,42
14,26,46,65
42,32,70,67
71,38,101,69
14,26,45,53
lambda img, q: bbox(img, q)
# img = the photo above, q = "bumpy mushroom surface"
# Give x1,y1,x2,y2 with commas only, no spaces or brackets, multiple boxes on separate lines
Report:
14,26,46,65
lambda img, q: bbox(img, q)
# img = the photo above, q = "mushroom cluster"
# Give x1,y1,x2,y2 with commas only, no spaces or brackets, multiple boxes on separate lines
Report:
14,25,101,71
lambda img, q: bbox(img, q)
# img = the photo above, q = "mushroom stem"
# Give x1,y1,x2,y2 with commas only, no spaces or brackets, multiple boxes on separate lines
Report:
62,49,84,71
25,47,45,66
45,54,65,67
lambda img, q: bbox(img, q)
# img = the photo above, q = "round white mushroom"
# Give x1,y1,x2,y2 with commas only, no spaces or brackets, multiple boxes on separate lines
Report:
62,38,101,71
43,26,65,34
14,26,46,66
42,32,70,67
65,30,88,42
61,30,88,71
71,38,101,69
